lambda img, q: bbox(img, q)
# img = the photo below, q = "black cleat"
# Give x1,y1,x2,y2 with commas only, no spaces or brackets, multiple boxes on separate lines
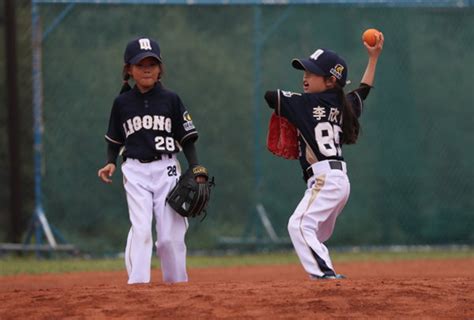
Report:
310,274,346,280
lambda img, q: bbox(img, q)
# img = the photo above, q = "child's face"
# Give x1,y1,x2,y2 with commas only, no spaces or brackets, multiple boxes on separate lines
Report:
129,57,161,92
302,71,330,93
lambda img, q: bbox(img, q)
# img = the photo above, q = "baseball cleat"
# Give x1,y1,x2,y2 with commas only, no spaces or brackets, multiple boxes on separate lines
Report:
310,274,346,280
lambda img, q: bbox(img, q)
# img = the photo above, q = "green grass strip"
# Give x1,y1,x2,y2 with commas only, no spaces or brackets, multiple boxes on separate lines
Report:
1,249,472,276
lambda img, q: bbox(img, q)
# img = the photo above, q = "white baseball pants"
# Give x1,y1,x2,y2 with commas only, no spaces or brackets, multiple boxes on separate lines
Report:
121,157,188,284
288,160,350,278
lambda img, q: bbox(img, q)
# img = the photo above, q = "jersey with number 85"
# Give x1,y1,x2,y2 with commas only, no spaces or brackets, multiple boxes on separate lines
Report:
276,89,363,171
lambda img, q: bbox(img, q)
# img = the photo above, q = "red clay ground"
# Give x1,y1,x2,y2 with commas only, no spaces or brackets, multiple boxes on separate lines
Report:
1,258,473,319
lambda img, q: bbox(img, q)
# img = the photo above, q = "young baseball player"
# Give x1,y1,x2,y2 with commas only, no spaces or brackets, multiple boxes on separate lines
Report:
264,34,384,279
97,37,205,284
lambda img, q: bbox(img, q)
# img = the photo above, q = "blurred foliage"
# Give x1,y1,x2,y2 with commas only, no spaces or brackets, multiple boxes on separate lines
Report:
0,3,472,253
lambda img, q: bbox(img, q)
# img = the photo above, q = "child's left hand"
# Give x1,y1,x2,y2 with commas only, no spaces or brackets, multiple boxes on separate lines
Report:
365,32,384,58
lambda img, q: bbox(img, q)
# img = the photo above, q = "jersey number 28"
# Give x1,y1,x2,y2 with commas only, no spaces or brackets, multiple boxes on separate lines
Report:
155,136,176,152
315,123,342,157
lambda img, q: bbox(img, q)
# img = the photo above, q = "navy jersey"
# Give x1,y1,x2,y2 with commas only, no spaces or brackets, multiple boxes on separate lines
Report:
105,82,198,160
276,88,363,172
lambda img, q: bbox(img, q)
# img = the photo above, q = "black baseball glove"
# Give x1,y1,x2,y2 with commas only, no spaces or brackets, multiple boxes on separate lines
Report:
166,165,215,218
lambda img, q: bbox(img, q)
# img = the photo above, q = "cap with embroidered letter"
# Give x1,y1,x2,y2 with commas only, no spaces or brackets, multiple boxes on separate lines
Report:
124,37,162,65
292,49,348,87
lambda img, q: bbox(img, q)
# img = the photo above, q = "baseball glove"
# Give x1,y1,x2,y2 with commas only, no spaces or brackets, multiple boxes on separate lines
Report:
166,165,215,219
267,112,299,160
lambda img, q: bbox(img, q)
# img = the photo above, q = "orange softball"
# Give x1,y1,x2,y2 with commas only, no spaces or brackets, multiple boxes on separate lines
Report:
362,28,380,47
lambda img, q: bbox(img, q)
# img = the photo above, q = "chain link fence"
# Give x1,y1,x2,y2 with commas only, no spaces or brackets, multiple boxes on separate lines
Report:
1,1,473,253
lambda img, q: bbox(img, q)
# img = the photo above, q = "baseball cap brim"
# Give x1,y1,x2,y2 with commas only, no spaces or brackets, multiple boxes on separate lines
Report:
129,52,162,65
291,58,326,76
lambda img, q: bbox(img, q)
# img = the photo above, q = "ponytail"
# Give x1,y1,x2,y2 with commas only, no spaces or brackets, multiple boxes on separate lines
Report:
120,65,132,94
337,84,360,145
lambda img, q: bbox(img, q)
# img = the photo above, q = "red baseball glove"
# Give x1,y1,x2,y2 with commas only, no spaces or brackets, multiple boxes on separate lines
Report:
266,112,298,160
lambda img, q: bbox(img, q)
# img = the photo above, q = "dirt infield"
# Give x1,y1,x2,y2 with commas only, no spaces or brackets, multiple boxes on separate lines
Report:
1,258,473,319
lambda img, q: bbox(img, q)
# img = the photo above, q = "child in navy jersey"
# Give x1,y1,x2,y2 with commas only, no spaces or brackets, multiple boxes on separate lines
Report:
98,37,205,284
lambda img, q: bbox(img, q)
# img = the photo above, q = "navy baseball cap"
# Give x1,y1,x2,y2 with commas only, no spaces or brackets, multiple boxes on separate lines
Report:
292,49,348,87
124,37,162,65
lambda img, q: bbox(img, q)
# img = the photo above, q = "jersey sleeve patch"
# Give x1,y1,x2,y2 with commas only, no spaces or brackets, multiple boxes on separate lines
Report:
182,111,196,132
172,96,198,144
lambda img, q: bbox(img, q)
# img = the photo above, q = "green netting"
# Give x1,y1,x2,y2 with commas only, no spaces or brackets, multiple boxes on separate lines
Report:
3,3,473,252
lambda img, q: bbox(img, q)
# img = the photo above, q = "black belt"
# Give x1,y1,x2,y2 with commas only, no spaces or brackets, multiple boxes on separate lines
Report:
306,161,343,179
137,154,173,163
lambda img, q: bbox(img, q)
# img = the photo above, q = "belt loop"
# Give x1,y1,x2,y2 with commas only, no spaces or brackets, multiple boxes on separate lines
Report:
329,161,343,170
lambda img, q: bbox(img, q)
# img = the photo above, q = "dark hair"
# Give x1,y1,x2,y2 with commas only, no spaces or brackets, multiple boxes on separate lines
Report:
335,83,360,144
119,62,164,94
120,65,132,94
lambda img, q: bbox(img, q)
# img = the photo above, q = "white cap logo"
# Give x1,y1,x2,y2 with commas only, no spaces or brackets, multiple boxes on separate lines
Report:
310,49,324,61
138,38,152,50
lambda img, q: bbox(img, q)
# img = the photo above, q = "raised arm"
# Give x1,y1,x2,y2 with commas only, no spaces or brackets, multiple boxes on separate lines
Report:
360,32,384,86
